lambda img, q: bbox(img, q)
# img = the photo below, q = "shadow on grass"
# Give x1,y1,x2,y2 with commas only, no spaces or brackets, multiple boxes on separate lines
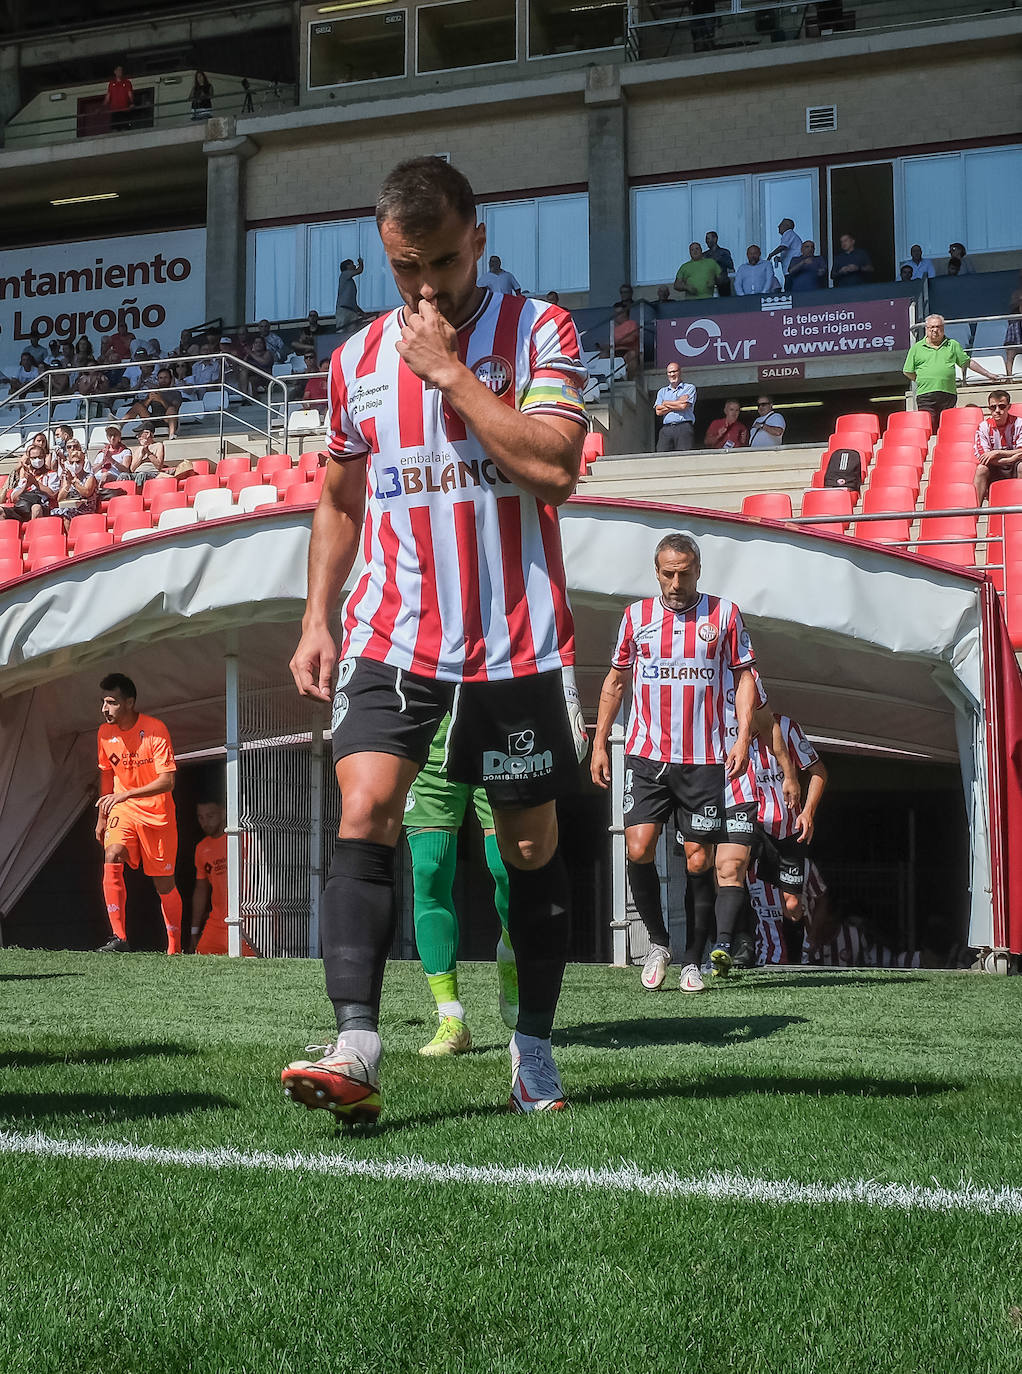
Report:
0,1091,236,1125
555,1015,807,1050
0,973,84,983
743,973,927,989
0,1043,190,1070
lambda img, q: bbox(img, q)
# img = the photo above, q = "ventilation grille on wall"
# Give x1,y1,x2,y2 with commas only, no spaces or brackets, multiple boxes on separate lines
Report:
806,105,838,133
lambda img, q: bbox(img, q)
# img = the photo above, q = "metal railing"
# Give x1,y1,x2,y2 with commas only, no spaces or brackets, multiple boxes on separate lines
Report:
0,353,324,460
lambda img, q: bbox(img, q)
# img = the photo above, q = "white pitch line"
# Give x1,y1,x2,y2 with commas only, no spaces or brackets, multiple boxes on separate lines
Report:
1,1127,1021,1217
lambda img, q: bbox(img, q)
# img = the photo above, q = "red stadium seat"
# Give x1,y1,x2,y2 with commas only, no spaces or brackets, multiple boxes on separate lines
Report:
0,556,22,581
1010,404,1022,420
938,406,983,433
227,471,262,497
875,444,926,469
916,514,978,567
148,491,188,520
256,453,293,480
182,474,219,501
741,493,792,520
924,482,977,511
283,482,317,507
809,470,824,488
581,432,605,474
826,431,873,456
800,488,855,533
25,552,65,572
866,465,919,496
885,411,932,438
0,522,21,546
103,480,137,499
25,535,67,566
987,478,1022,510
835,413,880,439
927,460,977,488
931,438,976,464
104,493,145,517
185,459,211,475
73,530,116,555
309,467,326,495
22,517,65,548
112,511,153,540
1004,592,1022,652
298,450,325,474
67,513,109,548
855,485,915,544
216,456,252,483
273,468,311,493
141,475,178,506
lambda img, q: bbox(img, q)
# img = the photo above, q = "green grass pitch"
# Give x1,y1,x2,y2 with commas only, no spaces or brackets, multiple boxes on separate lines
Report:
2,948,1022,1374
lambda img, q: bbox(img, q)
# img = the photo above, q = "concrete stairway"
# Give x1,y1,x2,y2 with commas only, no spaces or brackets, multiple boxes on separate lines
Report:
578,442,823,513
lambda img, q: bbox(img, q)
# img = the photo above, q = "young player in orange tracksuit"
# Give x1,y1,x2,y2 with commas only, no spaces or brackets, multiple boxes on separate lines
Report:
95,672,182,954
189,800,255,955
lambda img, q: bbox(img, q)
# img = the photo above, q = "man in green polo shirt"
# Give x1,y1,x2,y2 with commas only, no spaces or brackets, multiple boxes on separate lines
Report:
903,313,1001,424
674,242,722,299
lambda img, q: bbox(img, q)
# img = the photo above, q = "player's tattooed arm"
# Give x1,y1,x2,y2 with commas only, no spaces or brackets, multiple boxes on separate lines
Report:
290,457,368,702
590,667,628,789
397,298,582,506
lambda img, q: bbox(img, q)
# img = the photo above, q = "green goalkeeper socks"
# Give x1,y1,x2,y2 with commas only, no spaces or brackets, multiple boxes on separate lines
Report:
484,830,513,952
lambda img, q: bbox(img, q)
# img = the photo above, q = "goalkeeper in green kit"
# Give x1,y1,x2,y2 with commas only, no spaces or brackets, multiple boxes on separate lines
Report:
405,715,518,1055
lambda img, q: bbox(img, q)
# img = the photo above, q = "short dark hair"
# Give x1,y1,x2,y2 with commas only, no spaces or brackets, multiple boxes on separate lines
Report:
654,533,700,568
100,672,137,701
988,389,1011,405
340,258,356,271
376,157,476,234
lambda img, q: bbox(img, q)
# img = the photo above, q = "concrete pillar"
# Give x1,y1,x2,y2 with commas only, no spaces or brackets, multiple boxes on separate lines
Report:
203,117,257,326
0,47,23,145
585,66,629,308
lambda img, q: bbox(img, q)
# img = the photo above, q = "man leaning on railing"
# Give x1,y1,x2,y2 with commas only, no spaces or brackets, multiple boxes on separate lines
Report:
903,314,1001,425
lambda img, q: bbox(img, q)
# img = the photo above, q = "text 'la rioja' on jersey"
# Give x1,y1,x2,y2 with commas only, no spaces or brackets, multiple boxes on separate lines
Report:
327,290,588,684
612,593,756,765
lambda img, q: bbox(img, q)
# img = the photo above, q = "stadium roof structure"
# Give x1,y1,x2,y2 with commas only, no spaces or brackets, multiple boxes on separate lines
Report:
0,497,1019,953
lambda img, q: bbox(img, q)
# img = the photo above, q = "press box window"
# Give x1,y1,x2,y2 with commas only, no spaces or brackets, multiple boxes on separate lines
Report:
308,12,407,88
528,0,626,58
416,0,517,74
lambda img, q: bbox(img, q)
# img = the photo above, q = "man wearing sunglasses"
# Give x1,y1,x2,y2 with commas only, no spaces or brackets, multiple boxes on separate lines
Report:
974,391,1022,505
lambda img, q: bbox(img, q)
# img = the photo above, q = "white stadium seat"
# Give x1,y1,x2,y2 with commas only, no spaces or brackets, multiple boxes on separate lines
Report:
89,425,113,448
51,401,82,422
119,525,153,542
236,484,279,513
193,488,236,520
272,362,294,376
288,409,322,436
177,400,204,424
202,389,228,412
156,506,199,530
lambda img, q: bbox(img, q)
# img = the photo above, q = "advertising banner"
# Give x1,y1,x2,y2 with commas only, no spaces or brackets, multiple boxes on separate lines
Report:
0,228,205,363
656,297,911,369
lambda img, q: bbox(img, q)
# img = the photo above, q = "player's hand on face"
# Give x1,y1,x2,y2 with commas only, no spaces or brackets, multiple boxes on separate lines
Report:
590,745,611,789
794,809,814,843
289,625,338,702
395,298,459,387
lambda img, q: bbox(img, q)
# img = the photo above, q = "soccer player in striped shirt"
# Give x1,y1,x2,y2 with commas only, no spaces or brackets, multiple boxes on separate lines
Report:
283,158,588,1122
591,534,761,992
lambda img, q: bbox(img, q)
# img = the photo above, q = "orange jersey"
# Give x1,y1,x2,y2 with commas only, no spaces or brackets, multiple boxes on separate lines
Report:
195,833,228,923
97,713,177,828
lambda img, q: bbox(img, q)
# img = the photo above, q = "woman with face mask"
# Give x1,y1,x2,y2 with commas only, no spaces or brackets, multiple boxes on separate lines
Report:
57,442,99,521
5,446,59,521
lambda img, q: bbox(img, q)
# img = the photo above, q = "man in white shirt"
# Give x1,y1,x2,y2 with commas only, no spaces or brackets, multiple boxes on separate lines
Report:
902,245,936,280
734,246,780,297
477,255,523,295
654,363,697,451
767,219,803,277
748,396,786,448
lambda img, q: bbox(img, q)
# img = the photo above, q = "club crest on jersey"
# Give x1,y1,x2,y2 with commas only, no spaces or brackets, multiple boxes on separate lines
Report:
474,355,513,397
698,623,719,643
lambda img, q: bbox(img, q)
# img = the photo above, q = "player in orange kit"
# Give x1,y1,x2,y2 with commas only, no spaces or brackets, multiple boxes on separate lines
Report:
95,672,182,954
189,800,255,955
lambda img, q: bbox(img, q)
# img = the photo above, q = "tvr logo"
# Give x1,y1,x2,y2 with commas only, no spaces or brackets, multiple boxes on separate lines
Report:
673,318,755,364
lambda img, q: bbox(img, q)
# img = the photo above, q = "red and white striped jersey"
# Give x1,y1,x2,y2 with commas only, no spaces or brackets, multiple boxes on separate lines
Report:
749,715,819,839
613,593,756,764
327,290,588,683
748,876,786,965
723,664,767,809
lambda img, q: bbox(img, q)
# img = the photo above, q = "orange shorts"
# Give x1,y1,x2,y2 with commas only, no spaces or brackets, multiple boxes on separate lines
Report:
196,915,255,957
104,808,177,878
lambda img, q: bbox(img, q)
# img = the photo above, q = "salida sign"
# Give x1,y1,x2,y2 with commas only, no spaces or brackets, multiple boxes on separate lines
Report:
0,228,205,356
656,298,910,369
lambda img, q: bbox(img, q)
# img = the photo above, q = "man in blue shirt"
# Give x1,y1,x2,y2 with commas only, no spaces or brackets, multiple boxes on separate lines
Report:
831,233,874,288
786,239,828,292
655,362,697,451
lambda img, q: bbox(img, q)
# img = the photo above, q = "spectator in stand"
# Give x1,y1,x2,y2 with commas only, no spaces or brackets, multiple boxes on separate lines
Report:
24,329,46,365
189,70,214,120
903,314,1000,425
674,242,721,299
47,369,72,402
176,329,193,358
4,350,40,390
191,351,220,391
615,284,635,309
302,359,330,417
973,390,1022,506
56,441,99,521
52,423,74,463
103,64,135,131
130,425,167,486
247,334,275,377
103,325,135,363
124,350,154,394
1003,269,1022,380
899,265,915,282
703,232,734,297
786,239,829,290
734,245,779,297
655,285,672,305
831,233,874,287
767,218,803,279
948,242,976,275
335,257,366,328
93,425,134,490
748,396,786,448
612,303,640,379
654,362,697,452
704,399,749,451
59,341,75,369
6,445,60,519
256,319,285,363
121,366,182,439
98,345,126,391
74,336,96,370
902,245,935,280
544,291,560,306
144,337,163,359
478,255,523,295
305,310,322,336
